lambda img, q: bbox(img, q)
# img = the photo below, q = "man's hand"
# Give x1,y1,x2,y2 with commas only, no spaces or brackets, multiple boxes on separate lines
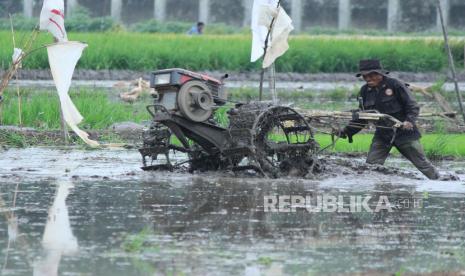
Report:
402,121,414,131
333,129,347,139
333,128,353,143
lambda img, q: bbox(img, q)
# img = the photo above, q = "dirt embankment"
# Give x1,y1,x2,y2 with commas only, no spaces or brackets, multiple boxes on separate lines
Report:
5,69,465,83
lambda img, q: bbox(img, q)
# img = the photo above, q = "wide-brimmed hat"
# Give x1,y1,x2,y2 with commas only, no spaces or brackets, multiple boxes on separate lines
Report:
356,59,390,77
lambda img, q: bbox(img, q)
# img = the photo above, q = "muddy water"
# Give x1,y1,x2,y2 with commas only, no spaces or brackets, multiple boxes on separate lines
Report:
0,148,465,275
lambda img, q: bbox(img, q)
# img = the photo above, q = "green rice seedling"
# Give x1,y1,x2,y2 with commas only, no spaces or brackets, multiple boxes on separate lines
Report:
0,32,459,73
328,88,348,101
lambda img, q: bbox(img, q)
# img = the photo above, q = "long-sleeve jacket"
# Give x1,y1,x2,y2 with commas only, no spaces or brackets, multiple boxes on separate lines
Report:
344,76,421,144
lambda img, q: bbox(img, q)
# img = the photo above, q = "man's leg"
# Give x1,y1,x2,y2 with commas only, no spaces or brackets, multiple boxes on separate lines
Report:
366,138,392,165
395,140,440,180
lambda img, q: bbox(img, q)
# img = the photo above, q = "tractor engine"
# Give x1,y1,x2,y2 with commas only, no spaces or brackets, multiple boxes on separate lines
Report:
150,68,227,122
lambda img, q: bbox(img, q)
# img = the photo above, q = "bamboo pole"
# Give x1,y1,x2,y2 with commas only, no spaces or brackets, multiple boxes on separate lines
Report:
0,27,39,98
59,105,69,144
437,0,465,123
259,0,282,101
10,15,23,127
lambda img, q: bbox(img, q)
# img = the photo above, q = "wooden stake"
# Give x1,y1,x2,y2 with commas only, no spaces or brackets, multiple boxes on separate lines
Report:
9,14,23,127
259,0,282,101
15,80,22,127
437,0,465,123
59,101,69,144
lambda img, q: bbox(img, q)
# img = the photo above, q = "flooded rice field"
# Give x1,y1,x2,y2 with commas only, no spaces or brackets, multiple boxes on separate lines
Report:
0,148,465,275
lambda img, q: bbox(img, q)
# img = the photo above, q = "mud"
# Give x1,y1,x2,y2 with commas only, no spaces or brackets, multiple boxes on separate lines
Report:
1,148,465,275
0,147,463,187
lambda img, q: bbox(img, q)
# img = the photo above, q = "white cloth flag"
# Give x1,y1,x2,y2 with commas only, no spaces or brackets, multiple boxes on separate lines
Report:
40,0,68,42
251,0,278,62
262,6,294,68
251,0,294,68
47,42,99,147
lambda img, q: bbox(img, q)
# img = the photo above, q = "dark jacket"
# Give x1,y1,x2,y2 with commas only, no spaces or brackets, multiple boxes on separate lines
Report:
344,76,421,144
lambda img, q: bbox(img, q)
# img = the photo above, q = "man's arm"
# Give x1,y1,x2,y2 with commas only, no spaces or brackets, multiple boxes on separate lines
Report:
396,82,420,129
342,114,368,143
339,91,368,143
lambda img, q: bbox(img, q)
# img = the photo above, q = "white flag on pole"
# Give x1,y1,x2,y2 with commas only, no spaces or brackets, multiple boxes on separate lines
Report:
40,0,68,42
251,0,278,62
251,0,293,68
47,42,99,147
262,6,294,68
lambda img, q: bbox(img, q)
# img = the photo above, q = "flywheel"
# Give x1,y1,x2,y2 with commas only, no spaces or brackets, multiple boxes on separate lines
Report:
177,80,214,122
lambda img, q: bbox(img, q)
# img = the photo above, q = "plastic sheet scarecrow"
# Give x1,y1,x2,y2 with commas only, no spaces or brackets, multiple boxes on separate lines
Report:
0,0,99,147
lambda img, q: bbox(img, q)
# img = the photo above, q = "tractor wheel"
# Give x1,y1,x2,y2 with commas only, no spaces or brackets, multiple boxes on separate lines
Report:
252,106,319,178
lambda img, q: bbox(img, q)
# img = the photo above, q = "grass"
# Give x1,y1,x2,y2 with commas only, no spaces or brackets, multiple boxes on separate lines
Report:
0,129,63,147
425,134,451,161
0,89,151,130
0,130,26,147
316,133,465,158
122,228,156,253
1,31,463,73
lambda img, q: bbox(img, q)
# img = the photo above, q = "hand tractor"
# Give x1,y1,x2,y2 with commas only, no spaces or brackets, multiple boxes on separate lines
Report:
139,68,321,178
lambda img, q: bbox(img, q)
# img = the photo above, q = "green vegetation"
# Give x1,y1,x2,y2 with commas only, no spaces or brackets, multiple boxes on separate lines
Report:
424,134,455,160
0,12,117,33
316,133,465,158
4,11,465,37
0,129,62,147
0,88,463,158
0,89,151,129
257,256,273,266
122,228,157,253
130,20,242,35
0,130,27,147
1,31,463,73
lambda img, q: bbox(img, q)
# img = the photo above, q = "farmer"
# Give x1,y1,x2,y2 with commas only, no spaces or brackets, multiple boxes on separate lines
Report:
187,22,205,35
337,59,440,180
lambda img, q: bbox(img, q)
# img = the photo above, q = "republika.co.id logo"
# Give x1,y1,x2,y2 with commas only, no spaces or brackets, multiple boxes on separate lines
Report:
264,194,423,213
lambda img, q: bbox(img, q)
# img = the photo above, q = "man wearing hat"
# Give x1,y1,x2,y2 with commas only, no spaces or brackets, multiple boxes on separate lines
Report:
337,59,440,180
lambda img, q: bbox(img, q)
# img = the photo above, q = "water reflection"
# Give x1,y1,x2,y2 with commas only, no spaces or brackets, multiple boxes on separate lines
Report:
1,183,20,271
1,181,78,275
34,181,78,276
0,176,464,275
